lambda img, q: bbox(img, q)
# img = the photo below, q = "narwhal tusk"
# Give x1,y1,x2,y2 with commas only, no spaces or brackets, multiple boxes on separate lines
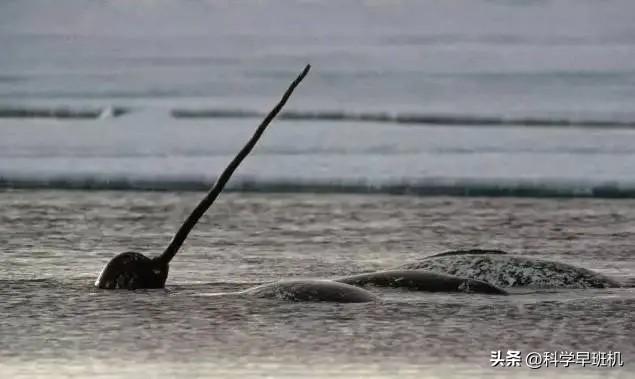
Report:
156,64,311,265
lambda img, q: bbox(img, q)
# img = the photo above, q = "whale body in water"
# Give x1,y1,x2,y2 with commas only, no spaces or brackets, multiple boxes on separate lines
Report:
240,280,379,302
203,270,508,302
336,270,507,295
94,65,379,303
397,249,621,289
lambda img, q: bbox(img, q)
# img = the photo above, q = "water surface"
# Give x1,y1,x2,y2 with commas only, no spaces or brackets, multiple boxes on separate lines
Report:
1,191,633,377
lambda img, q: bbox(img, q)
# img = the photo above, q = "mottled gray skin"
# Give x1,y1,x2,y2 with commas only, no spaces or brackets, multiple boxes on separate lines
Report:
240,280,378,303
398,251,621,288
95,252,168,289
336,270,508,295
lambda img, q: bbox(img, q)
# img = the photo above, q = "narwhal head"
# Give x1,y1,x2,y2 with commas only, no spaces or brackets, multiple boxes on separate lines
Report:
95,252,169,290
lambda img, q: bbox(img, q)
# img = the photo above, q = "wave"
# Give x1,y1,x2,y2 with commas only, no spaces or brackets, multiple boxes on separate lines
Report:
1,175,635,198
3,104,635,128
2,104,634,127
172,109,635,128
0,106,131,119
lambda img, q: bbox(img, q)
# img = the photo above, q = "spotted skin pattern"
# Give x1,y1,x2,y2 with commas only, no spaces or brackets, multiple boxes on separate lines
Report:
398,254,621,289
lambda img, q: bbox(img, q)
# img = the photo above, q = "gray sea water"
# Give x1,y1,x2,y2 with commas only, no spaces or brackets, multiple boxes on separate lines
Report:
1,0,635,377
1,191,634,378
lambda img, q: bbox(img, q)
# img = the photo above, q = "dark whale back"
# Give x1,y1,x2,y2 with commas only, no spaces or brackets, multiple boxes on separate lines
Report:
95,252,168,289
241,280,379,303
424,249,509,259
336,270,508,295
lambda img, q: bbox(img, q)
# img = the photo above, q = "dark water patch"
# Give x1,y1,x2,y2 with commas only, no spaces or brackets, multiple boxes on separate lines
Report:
172,109,261,119
0,75,27,83
0,106,131,119
172,109,635,129
3,176,635,198
2,105,633,127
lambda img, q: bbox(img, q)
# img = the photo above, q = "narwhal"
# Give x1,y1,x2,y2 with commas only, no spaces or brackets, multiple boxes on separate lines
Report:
95,64,378,302
93,65,314,290
335,269,508,294
396,249,622,289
